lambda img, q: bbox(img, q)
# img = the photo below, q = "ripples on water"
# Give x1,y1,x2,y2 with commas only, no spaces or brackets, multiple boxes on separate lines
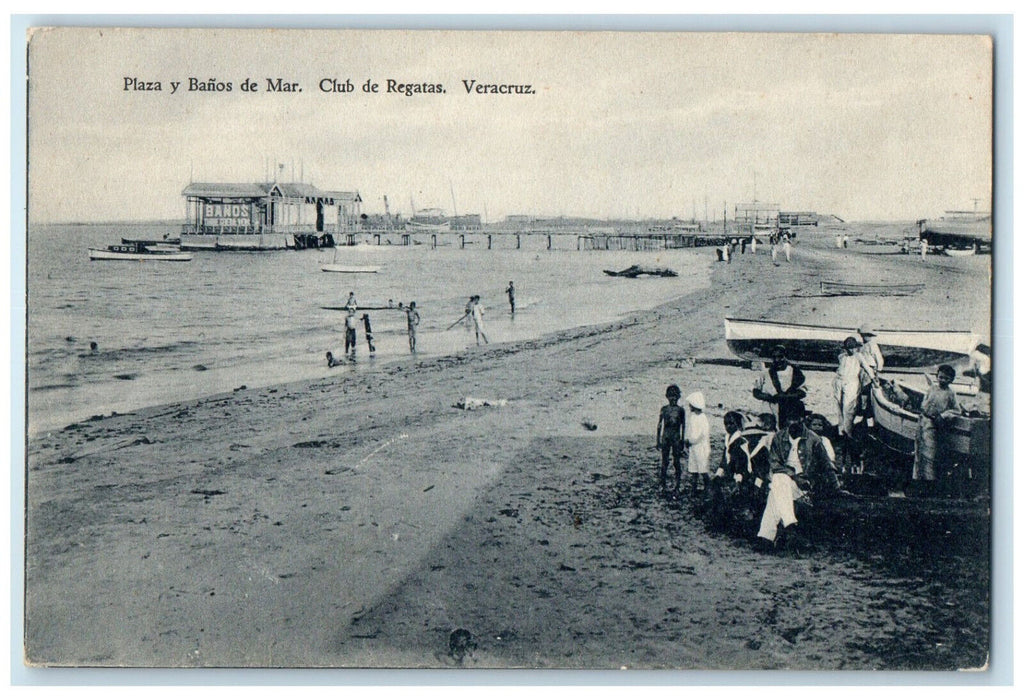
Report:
27,222,710,433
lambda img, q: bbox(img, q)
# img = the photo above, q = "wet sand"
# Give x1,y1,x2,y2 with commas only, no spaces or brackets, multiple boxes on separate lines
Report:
24,230,992,669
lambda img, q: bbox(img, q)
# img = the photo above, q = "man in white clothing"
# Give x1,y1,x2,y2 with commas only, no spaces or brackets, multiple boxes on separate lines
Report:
757,406,838,548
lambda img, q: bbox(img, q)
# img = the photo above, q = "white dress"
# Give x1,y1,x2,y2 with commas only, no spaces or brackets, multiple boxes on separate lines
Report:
686,412,711,474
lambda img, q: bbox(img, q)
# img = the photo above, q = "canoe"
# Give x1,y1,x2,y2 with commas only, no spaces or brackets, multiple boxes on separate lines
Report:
820,281,923,297
321,264,380,274
870,379,990,459
724,317,980,369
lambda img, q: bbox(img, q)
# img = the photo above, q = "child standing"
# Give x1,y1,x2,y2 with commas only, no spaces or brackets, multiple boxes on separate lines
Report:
685,391,711,497
656,384,686,495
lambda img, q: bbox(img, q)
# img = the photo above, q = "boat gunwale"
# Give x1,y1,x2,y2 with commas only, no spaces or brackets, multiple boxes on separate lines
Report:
724,317,977,337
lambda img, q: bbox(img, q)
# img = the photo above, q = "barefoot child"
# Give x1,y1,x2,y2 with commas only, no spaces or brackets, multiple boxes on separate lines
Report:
685,391,711,497
656,384,686,494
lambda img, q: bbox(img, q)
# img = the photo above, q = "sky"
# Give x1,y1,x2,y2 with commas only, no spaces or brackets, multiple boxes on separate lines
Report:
26,28,993,223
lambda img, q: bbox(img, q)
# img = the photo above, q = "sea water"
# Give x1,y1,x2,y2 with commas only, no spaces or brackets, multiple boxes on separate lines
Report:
25,223,712,434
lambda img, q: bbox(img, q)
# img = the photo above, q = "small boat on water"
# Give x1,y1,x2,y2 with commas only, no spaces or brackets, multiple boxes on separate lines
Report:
88,242,193,262
870,378,989,460
603,264,677,278
820,281,924,297
724,318,980,369
321,264,380,274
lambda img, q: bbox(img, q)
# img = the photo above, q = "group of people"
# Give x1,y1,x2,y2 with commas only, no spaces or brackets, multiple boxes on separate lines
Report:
656,377,840,553
327,292,420,366
719,231,792,265
329,281,517,363
656,329,972,553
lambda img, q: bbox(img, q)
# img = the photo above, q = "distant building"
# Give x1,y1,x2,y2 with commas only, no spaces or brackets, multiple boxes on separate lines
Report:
181,181,361,250
450,214,482,231
734,202,780,231
779,211,819,227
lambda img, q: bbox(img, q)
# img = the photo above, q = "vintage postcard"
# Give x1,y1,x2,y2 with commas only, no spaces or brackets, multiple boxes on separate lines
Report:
23,27,995,671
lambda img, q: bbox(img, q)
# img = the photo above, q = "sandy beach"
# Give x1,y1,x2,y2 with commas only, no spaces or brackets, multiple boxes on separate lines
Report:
24,232,992,670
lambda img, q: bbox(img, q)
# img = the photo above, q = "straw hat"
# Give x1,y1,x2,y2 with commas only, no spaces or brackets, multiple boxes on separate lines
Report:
858,324,876,337
685,391,706,410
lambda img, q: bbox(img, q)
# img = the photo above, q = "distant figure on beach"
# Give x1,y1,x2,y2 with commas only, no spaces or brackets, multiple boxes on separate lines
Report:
730,237,739,256
656,384,686,495
326,351,339,368
920,238,929,259
388,299,395,309
836,232,843,249
750,234,757,254
913,364,961,493
756,405,839,550
782,233,792,262
344,309,358,357
843,233,849,249
769,237,778,265
752,345,807,428
361,314,376,354
684,391,711,497
506,281,516,314
89,341,98,354
470,295,489,345
405,301,420,352
740,237,747,254
345,291,358,312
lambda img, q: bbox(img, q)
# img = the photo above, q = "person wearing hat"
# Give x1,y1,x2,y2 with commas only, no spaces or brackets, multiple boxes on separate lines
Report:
756,404,839,549
656,384,686,494
857,324,885,430
752,345,808,428
857,324,884,380
833,336,872,471
684,391,711,497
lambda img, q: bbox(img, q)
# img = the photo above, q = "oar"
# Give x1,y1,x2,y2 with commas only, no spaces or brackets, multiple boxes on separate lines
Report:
444,315,468,331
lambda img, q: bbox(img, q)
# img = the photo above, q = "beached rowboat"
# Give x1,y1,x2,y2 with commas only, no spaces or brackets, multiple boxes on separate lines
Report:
870,379,989,459
819,281,924,297
724,318,980,369
943,247,977,257
88,242,193,262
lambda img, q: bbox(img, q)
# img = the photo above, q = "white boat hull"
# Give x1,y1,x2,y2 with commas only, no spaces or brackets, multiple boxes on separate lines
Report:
724,318,980,369
88,248,193,262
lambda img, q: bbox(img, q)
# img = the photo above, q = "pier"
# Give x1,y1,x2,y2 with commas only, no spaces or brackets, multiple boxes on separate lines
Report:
346,227,736,252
